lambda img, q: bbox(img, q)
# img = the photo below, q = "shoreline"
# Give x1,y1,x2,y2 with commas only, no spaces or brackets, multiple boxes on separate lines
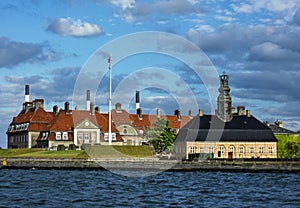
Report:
2,157,300,172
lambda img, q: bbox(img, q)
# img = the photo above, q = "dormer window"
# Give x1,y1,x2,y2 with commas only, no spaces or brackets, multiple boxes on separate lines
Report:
63,132,68,140
56,132,61,140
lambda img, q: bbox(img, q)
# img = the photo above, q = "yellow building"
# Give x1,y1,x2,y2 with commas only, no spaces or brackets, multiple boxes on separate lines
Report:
175,72,278,160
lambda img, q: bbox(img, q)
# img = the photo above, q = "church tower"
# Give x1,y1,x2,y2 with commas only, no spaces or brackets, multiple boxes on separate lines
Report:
216,72,232,122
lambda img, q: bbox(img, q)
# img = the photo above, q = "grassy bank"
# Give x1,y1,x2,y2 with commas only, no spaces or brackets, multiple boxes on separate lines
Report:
0,148,89,159
0,146,154,159
84,145,154,158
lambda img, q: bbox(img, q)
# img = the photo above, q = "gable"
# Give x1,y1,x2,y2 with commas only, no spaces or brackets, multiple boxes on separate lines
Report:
75,118,99,129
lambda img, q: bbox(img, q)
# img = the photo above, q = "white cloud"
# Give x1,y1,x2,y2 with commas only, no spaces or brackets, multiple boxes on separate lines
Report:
194,25,215,33
111,0,205,22
231,0,298,13
46,17,103,37
248,42,300,62
110,0,135,10
215,15,236,22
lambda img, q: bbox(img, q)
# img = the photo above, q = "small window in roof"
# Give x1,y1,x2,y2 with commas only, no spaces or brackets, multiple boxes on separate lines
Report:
56,132,61,140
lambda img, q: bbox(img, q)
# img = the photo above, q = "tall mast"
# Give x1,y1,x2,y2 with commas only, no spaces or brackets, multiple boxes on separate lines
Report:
108,54,112,145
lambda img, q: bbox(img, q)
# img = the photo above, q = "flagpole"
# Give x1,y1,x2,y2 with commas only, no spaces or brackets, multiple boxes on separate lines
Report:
108,54,112,145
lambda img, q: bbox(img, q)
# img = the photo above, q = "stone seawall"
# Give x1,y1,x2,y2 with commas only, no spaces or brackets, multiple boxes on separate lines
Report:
2,158,300,172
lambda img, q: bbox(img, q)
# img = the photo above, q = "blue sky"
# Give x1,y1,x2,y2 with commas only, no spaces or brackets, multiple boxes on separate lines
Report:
1,0,300,148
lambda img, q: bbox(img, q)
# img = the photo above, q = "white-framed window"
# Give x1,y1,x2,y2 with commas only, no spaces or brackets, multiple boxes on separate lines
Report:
209,146,214,153
250,146,254,154
200,147,205,153
268,146,273,154
123,127,128,134
229,146,235,154
84,133,90,143
56,132,61,140
190,146,195,154
112,133,116,141
239,146,244,154
259,146,264,154
219,146,225,154
63,132,68,140
77,133,83,140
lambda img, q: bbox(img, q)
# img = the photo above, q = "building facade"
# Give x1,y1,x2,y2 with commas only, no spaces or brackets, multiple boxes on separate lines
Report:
7,87,191,149
175,72,278,160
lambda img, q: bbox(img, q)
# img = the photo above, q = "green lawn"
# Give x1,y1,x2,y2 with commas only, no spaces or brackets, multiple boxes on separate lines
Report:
0,146,154,159
83,145,154,158
0,148,89,159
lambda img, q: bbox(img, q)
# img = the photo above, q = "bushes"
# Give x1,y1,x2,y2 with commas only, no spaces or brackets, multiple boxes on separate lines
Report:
68,144,77,150
276,134,300,158
57,144,66,151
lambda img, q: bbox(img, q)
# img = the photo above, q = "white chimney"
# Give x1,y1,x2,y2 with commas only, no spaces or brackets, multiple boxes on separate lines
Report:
25,85,30,102
86,90,90,111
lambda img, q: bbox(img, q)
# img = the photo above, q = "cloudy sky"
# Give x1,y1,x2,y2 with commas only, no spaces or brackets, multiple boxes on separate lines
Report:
1,0,300,148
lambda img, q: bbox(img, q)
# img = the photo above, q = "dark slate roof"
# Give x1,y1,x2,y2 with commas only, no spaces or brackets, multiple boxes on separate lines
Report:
268,124,296,135
176,114,278,142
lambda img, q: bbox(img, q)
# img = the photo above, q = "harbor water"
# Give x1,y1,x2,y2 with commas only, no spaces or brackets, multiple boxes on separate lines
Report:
0,169,299,207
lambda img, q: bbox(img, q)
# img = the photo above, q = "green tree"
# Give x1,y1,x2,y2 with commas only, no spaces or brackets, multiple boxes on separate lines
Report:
145,118,176,153
285,141,300,158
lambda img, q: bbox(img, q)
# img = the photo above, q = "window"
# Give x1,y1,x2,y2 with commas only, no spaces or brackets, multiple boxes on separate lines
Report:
209,146,214,153
219,146,225,154
56,132,61,140
190,146,195,154
112,133,116,141
268,146,273,154
250,146,254,154
229,146,235,154
200,147,205,153
78,133,83,141
239,146,244,154
63,132,68,140
259,146,264,154
84,133,90,143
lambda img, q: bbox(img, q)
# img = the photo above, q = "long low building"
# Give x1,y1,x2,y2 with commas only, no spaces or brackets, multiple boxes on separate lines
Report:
6,86,191,149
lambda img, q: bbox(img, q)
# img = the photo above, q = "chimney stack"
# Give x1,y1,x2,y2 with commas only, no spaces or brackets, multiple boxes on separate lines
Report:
275,120,283,128
246,110,251,117
65,102,70,114
95,106,100,112
157,108,161,118
237,106,245,116
199,109,203,117
175,109,181,120
231,107,236,114
90,102,95,115
53,105,59,116
25,85,30,102
136,90,140,110
115,102,122,111
86,90,90,111
264,121,270,127
137,108,142,119
188,109,193,117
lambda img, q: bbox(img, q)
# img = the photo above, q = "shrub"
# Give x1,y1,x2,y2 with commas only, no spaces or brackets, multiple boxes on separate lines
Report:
57,144,65,151
68,144,77,150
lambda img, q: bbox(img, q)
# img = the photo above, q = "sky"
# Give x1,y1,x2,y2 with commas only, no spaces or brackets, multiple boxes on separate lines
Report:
1,0,300,148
